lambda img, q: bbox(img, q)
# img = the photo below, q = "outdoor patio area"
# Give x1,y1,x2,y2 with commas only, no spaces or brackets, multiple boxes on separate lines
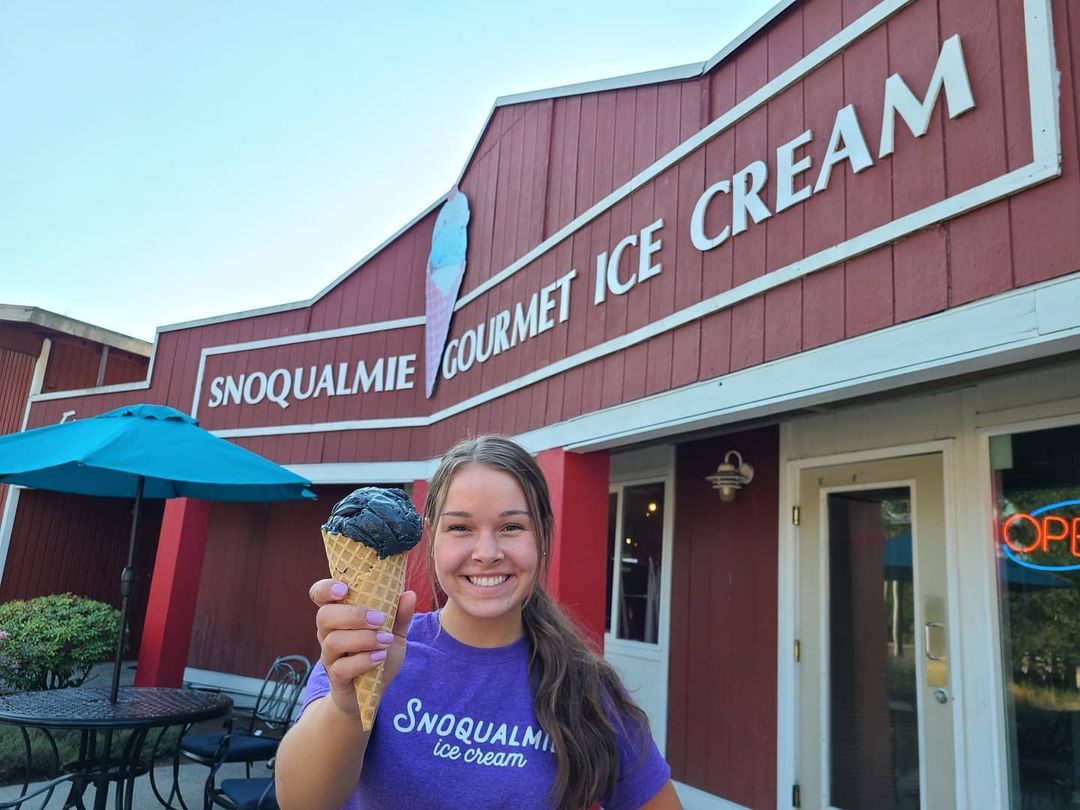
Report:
0,757,257,809
0,662,278,809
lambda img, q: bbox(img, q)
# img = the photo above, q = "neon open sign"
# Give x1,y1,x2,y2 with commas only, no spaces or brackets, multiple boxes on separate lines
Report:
1001,500,1080,571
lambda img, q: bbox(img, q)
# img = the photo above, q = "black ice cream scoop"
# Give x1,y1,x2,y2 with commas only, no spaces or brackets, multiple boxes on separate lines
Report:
321,487,422,559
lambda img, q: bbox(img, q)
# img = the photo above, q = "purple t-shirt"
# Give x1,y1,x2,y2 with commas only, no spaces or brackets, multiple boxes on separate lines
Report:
301,611,670,809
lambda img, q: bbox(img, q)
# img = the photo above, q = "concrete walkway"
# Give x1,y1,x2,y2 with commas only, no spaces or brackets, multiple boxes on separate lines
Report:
0,663,268,808
0,758,257,809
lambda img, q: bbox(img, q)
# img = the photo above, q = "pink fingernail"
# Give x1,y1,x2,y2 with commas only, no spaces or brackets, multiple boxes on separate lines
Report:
371,650,387,663
366,609,386,626
330,583,348,598
376,632,394,645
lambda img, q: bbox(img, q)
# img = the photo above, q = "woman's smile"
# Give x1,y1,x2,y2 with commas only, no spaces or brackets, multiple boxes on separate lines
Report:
465,574,511,588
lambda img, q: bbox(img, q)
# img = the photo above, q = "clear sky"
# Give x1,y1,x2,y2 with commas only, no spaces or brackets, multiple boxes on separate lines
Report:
2,1,778,343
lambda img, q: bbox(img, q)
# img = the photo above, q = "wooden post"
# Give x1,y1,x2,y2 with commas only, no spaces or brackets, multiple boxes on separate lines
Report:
536,447,610,651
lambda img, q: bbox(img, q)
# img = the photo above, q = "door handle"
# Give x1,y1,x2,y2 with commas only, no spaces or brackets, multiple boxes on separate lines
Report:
924,621,947,661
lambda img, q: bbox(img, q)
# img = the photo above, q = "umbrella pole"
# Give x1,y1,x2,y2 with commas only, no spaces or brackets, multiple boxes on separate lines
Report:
110,476,144,704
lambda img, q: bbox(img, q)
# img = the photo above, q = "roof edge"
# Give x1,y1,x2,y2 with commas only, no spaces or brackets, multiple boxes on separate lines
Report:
0,304,151,356
490,0,800,111
493,61,705,108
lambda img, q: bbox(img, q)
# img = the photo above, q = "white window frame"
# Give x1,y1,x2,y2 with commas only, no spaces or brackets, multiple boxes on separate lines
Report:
605,451,675,662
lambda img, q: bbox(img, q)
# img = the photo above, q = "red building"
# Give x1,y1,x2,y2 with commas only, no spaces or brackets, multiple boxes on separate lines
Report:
5,0,1080,805
0,306,154,644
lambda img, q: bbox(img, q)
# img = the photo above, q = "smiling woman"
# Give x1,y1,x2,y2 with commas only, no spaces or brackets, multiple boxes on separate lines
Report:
276,435,682,810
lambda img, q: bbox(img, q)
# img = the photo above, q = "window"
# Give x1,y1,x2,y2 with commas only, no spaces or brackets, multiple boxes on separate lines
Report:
992,424,1080,807
605,482,665,644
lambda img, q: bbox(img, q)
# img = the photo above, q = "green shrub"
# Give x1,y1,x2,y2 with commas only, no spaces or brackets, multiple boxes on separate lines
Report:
0,594,120,691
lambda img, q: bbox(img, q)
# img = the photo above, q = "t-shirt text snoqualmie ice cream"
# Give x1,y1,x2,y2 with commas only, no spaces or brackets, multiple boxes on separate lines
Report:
301,611,670,809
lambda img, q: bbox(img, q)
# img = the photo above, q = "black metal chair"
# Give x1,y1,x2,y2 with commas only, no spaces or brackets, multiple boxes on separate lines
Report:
207,755,277,810
168,655,310,810
0,773,78,809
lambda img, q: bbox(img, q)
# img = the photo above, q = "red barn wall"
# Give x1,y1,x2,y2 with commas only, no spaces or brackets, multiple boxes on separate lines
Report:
0,491,163,653
36,339,150,397
186,485,359,676
103,348,150,386
0,349,36,438
42,337,104,394
0,325,43,436
0,336,40,520
669,427,779,808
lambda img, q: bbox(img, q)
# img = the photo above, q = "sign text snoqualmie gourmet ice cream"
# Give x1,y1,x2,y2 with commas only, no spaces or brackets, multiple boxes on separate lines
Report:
205,35,974,412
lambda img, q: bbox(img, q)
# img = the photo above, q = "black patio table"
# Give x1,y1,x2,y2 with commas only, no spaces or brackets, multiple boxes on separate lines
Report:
0,687,232,810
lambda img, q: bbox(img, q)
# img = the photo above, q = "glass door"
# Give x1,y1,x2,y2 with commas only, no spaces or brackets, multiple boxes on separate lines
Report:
796,453,956,809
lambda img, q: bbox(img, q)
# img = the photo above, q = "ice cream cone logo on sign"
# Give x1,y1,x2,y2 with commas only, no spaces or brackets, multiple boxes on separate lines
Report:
424,187,470,398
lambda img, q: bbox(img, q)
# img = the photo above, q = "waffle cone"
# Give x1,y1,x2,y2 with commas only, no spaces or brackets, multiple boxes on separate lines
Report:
322,530,409,731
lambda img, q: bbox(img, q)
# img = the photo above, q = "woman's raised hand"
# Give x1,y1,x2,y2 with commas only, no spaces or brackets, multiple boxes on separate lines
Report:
308,580,416,719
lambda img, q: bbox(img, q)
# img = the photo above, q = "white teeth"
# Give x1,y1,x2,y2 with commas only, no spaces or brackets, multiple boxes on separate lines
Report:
468,575,508,587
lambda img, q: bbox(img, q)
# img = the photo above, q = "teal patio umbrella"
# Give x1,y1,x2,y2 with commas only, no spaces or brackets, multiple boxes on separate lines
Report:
0,404,316,702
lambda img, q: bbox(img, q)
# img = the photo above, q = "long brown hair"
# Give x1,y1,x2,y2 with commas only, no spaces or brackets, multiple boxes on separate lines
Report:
423,435,651,809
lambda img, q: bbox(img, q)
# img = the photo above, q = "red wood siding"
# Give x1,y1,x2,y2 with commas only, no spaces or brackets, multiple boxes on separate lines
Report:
0,349,36,438
22,0,1080,469
668,427,779,808
0,326,43,359
41,337,103,394
103,349,149,386
1010,0,1080,289
185,485,357,676
0,344,37,518
0,491,163,653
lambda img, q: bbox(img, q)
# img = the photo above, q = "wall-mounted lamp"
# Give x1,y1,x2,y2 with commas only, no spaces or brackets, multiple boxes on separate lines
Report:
706,450,754,502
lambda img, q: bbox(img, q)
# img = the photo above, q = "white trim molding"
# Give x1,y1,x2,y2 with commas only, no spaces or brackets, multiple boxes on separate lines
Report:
20,339,51,431
33,379,152,403
535,271,1080,453
286,460,438,485
0,487,23,590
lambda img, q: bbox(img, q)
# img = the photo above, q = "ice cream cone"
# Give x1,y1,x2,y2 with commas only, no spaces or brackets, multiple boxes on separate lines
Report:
322,529,409,731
